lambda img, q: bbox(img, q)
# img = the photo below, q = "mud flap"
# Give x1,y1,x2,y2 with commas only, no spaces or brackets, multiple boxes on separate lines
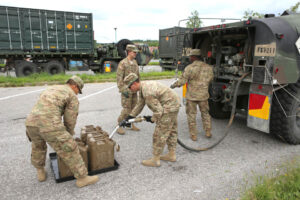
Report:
247,83,273,133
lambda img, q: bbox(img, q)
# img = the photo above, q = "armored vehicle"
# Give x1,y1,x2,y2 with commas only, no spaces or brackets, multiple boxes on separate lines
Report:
182,13,300,144
158,27,191,70
0,6,151,76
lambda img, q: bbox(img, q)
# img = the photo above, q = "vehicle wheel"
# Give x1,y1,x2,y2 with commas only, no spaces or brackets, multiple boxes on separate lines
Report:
270,80,300,144
15,61,37,77
116,39,133,57
208,99,231,119
44,60,65,75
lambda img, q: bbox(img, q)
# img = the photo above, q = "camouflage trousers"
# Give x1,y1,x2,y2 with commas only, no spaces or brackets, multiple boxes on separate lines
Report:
26,126,88,179
117,92,138,123
186,100,212,135
153,111,179,156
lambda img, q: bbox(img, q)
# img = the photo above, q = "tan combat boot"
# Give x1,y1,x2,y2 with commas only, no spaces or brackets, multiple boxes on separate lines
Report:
37,168,47,182
142,156,161,167
205,131,212,138
131,124,140,131
76,175,99,188
160,150,176,162
117,127,125,135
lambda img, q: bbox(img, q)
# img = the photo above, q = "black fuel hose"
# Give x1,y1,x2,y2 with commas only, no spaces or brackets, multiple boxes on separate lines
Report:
177,72,250,152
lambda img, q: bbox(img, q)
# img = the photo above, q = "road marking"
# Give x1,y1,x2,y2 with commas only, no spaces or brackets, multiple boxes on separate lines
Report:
0,89,45,101
0,85,116,101
79,85,117,101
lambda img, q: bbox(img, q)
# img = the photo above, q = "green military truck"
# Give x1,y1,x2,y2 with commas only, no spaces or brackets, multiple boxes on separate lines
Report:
158,27,191,70
0,6,151,77
181,13,300,144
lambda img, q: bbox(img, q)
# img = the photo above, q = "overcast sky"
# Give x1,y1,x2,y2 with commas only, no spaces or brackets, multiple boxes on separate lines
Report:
2,0,299,43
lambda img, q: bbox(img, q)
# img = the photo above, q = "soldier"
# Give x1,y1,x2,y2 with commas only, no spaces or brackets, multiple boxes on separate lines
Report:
25,76,99,188
116,44,141,135
124,73,180,167
170,49,214,141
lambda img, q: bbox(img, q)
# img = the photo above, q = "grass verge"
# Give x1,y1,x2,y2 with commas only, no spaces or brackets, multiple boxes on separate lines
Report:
241,157,300,200
0,71,180,87
148,61,159,65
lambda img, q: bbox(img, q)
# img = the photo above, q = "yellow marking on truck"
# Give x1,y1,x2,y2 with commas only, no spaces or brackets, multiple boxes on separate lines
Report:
34,46,41,48
67,23,73,30
50,46,56,49
248,96,270,120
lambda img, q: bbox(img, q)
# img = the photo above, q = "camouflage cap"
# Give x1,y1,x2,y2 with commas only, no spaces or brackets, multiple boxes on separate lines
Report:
68,75,84,94
189,49,201,56
124,73,139,88
126,44,139,53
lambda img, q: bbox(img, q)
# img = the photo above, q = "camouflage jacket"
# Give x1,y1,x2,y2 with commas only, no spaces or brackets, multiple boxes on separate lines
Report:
116,57,140,94
25,85,79,134
130,81,180,123
173,60,213,101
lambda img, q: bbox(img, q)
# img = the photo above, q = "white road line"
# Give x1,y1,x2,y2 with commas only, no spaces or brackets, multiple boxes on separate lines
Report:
0,85,116,102
0,89,45,101
79,85,117,101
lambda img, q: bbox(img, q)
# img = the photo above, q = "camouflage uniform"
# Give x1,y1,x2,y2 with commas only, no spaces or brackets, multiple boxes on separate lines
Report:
172,60,214,136
130,81,180,156
25,85,87,178
116,57,140,123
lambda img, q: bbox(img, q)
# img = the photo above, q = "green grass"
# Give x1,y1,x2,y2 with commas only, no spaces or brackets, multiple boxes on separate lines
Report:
241,158,300,200
0,64,5,67
148,61,159,65
0,71,179,87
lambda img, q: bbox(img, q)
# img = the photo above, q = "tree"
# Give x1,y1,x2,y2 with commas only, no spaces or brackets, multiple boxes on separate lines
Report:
186,10,202,28
243,9,264,19
289,1,300,12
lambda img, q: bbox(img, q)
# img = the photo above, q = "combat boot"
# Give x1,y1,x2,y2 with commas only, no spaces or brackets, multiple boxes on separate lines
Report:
131,124,140,131
160,150,176,162
76,175,99,188
205,131,212,138
142,156,160,167
190,134,197,141
117,127,125,135
36,168,47,182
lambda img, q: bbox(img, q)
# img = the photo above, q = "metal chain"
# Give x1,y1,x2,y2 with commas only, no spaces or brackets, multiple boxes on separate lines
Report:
264,65,299,118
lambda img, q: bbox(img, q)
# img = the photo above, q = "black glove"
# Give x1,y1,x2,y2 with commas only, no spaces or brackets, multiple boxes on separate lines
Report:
125,115,135,122
119,120,131,127
144,115,154,123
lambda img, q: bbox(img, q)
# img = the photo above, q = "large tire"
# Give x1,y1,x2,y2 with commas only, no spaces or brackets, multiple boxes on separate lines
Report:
208,99,231,119
116,39,133,57
15,61,37,77
270,81,300,144
44,60,65,75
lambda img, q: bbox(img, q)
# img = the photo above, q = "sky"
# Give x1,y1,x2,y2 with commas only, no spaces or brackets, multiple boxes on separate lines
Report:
1,0,299,43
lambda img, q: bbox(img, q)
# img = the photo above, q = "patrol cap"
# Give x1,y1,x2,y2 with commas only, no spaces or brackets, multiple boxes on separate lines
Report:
126,44,139,53
124,73,139,88
189,49,201,56
68,75,84,94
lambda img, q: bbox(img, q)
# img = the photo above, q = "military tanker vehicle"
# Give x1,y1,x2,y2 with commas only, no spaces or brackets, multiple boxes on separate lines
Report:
181,13,300,144
0,6,151,77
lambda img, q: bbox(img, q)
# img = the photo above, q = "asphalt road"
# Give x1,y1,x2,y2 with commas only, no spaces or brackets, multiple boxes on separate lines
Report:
0,79,299,200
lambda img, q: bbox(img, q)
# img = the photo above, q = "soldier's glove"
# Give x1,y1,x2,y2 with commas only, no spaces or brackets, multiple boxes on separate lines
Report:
143,115,154,123
122,91,129,98
119,120,131,127
125,115,135,122
170,83,176,89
